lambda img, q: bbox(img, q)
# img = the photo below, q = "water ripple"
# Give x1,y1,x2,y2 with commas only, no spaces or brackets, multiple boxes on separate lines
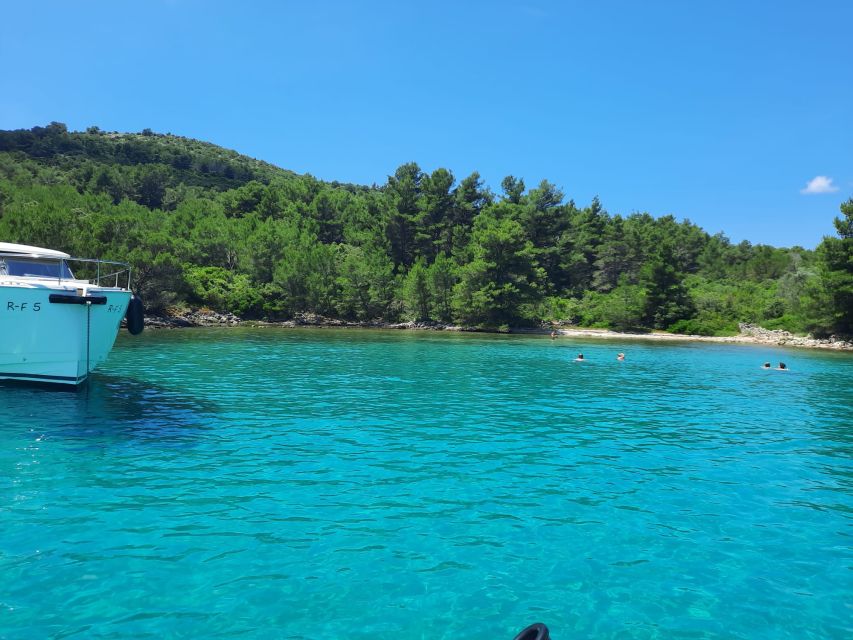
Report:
1,328,851,639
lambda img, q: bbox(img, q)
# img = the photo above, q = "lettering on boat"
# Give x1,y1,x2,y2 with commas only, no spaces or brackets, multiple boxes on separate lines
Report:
6,301,42,312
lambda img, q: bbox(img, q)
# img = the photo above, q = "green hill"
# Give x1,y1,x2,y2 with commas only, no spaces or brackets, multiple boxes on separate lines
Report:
1,122,850,336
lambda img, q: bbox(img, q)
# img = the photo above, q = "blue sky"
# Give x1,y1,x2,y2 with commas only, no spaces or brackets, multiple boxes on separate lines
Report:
2,1,851,248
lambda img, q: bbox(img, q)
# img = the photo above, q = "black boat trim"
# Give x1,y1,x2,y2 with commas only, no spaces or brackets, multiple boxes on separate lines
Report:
49,294,108,305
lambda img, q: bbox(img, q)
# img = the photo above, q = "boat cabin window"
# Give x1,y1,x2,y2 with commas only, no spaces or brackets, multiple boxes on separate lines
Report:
0,257,75,279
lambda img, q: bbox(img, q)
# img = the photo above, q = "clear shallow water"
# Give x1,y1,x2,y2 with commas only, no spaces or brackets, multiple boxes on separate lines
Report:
1,328,851,640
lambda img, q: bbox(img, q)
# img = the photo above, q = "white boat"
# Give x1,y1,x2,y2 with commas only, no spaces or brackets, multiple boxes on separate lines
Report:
0,242,144,385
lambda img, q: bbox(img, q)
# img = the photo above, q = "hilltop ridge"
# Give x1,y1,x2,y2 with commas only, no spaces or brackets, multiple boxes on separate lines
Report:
0,123,850,338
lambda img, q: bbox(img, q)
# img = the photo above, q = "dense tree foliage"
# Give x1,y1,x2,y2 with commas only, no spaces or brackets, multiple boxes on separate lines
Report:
0,124,848,336
804,199,853,337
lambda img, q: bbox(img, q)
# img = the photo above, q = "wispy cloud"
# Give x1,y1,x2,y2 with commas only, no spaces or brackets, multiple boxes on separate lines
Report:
800,175,839,194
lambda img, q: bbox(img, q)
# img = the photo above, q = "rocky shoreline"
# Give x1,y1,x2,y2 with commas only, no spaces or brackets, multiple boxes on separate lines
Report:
141,310,853,352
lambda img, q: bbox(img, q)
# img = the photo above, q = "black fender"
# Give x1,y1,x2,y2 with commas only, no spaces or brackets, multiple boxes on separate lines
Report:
126,295,145,335
513,623,549,640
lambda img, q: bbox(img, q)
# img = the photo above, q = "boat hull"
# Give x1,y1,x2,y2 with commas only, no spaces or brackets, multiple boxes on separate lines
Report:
0,285,131,385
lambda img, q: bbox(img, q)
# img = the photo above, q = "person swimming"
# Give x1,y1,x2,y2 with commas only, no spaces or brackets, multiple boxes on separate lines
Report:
777,362,788,370
574,353,584,362
761,362,771,369
617,353,625,361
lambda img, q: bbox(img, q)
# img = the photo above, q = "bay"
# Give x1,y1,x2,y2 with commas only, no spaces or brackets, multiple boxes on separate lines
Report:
1,328,851,639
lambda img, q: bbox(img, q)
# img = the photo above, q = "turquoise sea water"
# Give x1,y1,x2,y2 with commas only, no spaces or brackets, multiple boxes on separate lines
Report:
1,328,851,639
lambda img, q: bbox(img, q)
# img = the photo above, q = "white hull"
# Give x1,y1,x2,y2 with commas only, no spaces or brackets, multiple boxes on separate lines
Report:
0,283,131,385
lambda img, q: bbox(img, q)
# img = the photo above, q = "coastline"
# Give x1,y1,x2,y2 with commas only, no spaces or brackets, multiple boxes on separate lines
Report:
549,326,853,351
142,310,853,352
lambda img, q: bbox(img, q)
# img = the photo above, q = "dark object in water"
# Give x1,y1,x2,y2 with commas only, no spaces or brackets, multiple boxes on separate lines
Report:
126,295,145,335
513,622,550,640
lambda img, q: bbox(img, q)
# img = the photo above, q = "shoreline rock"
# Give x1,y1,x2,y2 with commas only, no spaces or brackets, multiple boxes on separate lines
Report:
143,308,242,329
141,310,853,352
734,323,853,350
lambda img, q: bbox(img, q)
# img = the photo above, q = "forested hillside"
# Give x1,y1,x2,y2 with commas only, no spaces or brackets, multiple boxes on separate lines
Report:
1,123,850,336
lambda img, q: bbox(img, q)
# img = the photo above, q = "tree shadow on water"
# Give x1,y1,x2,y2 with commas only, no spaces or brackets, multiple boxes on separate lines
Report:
0,373,220,444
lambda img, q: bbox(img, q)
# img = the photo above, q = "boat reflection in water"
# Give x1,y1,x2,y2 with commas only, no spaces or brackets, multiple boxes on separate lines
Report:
0,372,218,446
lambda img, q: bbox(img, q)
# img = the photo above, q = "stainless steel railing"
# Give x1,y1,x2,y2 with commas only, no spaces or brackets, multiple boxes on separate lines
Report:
0,252,132,289
64,257,133,289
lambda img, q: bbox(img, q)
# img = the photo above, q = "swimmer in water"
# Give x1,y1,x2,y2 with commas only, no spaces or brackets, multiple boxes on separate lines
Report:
617,353,625,361
761,362,771,369
777,362,788,370
574,353,584,362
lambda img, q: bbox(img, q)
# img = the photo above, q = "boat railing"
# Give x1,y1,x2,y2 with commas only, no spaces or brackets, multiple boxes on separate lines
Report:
64,257,133,289
0,252,132,290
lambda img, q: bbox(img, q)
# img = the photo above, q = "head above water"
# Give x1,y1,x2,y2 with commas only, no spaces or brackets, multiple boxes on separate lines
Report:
762,362,771,368
778,362,787,370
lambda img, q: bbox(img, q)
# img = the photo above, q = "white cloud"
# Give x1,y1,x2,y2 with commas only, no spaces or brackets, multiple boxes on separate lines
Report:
800,175,839,194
